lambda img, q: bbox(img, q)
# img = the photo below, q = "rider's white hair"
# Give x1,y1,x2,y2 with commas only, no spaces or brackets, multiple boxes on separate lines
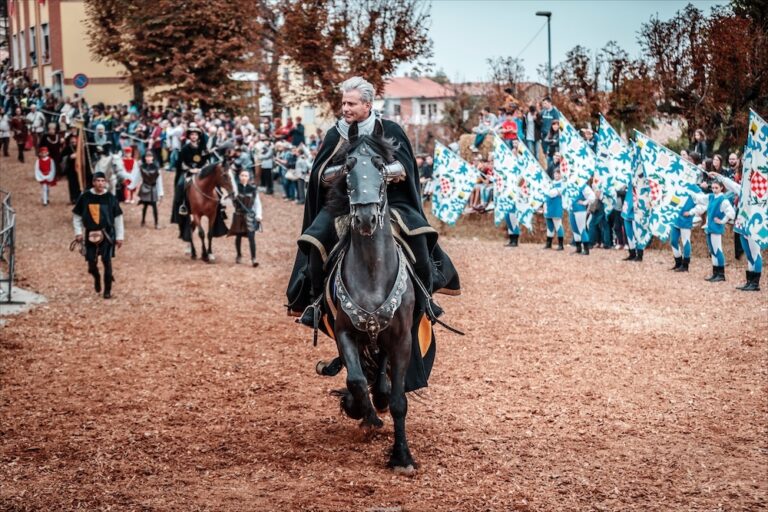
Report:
340,76,375,104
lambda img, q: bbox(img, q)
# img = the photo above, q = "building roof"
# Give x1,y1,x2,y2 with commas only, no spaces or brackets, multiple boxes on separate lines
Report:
381,77,452,100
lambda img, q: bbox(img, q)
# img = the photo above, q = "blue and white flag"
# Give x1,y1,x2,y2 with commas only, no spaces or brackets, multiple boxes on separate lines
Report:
737,110,768,249
492,136,548,229
596,114,633,209
634,131,701,242
559,115,596,210
431,141,477,225
491,135,519,226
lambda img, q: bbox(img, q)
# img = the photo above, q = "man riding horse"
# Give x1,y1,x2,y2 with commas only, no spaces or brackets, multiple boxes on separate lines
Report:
171,123,228,241
286,76,461,390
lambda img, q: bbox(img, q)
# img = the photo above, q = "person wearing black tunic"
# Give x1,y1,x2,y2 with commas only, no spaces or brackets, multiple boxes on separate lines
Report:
285,76,461,391
138,152,163,228
228,167,262,267
72,171,124,299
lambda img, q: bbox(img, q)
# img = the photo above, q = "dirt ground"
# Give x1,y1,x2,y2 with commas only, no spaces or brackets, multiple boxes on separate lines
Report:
1,155,766,512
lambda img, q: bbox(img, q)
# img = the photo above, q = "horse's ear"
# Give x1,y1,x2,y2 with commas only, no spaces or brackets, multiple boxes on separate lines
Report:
348,122,359,143
373,119,383,138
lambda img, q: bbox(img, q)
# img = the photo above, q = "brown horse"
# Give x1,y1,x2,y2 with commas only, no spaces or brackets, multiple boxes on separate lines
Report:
186,162,236,262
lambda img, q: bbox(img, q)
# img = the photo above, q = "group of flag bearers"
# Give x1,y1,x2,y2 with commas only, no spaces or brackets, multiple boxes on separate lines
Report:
431,110,767,293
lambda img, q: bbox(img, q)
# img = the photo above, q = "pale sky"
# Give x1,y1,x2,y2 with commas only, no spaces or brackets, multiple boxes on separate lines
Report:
400,0,724,82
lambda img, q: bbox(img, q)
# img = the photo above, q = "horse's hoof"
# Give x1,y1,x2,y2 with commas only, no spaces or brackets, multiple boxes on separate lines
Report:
392,464,416,476
191,254,197,260
360,416,383,430
316,361,328,375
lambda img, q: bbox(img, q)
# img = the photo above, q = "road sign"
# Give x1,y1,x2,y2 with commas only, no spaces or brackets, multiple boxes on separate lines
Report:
73,73,89,89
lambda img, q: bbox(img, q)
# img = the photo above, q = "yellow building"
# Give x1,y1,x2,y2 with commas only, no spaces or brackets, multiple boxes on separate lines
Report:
8,0,132,104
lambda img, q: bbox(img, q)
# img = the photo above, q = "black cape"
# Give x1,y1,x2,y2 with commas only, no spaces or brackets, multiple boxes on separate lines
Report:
285,119,461,391
286,120,460,312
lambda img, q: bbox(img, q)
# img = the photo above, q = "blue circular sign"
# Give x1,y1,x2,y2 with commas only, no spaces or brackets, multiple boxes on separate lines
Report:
73,73,89,89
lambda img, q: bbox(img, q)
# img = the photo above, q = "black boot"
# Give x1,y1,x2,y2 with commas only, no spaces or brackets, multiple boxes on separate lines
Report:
103,275,113,299
556,236,564,251
706,265,725,282
88,262,101,293
675,257,689,272
671,256,682,270
736,271,752,290
506,234,515,247
581,243,590,255
572,242,582,254
511,234,519,247
633,249,644,262
742,271,761,291
623,249,636,261
543,237,552,249
92,270,101,293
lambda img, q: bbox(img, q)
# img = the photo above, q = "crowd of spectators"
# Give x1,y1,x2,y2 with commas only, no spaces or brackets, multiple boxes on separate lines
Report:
0,65,324,207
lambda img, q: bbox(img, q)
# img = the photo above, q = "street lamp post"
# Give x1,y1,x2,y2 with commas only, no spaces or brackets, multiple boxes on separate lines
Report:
536,11,552,96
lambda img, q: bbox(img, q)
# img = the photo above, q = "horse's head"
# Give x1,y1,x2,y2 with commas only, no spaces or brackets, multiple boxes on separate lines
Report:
200,162,237,199
325,122,405,236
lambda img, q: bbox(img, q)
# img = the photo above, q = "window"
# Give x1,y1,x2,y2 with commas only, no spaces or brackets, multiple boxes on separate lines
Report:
281,67,290,82
393,104,401,116
11,35,18,69
420,104,426,116
29,26,36,65
19,30,27,68
41,24,50,63
428,103,438,117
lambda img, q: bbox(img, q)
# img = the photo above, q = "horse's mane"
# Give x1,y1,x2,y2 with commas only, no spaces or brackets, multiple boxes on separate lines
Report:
198,161,220,179
324,134,399,218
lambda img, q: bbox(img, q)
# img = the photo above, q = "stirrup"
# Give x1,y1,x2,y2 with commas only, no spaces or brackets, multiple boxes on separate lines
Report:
178,204,188,216
298,297,323,346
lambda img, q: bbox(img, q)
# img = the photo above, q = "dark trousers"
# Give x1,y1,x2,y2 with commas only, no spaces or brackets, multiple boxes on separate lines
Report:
734,232,744,260
260,167,274,194
142,203,158,225
87,252,113,295
16,141,24,162
296,180,306,203
67,172,82,204
609,210,626,246
588,208,612,247
0,136,9,157
235,233,256,259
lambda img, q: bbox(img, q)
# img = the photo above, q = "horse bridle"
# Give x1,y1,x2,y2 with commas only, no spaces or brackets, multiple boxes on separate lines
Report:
323,142,406,235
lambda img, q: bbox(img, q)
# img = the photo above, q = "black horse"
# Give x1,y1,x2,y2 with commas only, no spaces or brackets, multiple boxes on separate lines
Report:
322,124,419,473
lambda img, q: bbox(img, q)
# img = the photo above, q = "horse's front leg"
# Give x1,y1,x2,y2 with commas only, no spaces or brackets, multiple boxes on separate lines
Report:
336,329,381,430
198,224,209,262
207,226,215,261
189,220,197,260
388,328,417,474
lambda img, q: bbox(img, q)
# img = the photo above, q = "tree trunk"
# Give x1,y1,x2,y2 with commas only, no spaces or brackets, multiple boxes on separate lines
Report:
133,82,145,105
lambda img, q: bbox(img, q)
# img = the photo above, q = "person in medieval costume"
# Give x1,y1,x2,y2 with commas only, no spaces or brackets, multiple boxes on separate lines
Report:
228,166,262,267
693,179,736,282
121,146,140,203
92,143,125,197
171,123,207,238
543,165,565,250
39,123,63,182
710,172,763,291
61,133,81,204
285,76,461,392
72,171,124,299
138,151,163,228
34,145,56,206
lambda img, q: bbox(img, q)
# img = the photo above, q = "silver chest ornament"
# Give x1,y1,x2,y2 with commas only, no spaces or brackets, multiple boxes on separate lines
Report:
335,246,408,344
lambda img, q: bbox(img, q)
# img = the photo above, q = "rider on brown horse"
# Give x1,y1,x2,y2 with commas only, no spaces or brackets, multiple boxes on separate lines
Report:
285,76,461,391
